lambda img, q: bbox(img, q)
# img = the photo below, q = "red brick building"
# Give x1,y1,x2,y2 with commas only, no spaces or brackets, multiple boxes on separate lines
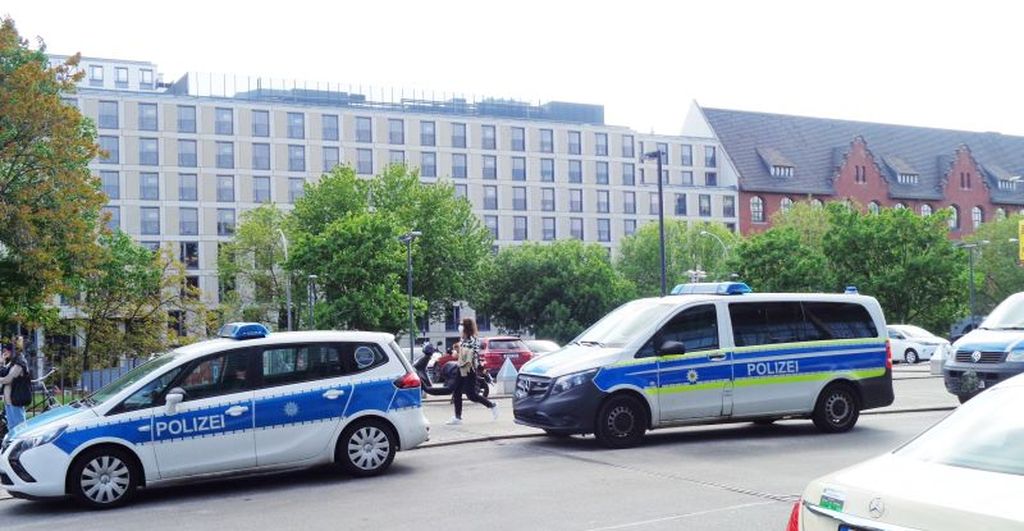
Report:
694,107,1024,236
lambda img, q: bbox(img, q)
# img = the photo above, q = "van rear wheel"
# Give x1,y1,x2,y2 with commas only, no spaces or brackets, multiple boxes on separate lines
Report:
812,384,860,433
595,394,647,449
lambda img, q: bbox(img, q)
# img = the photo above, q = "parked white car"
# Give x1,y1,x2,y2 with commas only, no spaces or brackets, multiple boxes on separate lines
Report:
887,324,950,364
789,372,1024,530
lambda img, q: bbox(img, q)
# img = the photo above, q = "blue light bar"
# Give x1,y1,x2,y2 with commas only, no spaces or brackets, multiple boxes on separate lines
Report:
218,322,270,340
670,282,752,296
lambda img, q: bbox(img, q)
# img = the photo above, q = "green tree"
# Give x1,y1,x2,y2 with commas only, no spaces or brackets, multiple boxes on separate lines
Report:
57,231,206,379
969,214,1024,314
0,18,106,324
475,241,635,343
730,227,834,292
617,220,738,296
822,205,964,332
217,204,292,329
287,164,492,333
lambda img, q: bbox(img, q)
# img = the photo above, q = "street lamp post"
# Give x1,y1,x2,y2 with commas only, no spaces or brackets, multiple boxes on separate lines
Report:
958,240,989,326
278,229,292,331
698,230,729,280
643,150,667,296
398,230,422,362
306,274,317,330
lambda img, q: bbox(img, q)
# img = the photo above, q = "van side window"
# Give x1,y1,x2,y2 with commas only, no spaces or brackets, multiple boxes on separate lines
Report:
803,302,877,339
730,302,815,347
639,304,719,357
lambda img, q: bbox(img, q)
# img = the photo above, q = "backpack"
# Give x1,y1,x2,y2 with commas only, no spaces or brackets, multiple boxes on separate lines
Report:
9,358,31,407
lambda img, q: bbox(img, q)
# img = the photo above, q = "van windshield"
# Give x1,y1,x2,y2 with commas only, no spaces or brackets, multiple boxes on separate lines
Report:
573,299,680,348
980,293,1024,330
86,352,184,406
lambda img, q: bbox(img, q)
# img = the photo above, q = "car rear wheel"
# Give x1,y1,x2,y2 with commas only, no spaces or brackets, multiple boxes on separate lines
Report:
595,394,647,449
336,418,397,477
69,447,140,509
904,349,919,364
812,383,860,433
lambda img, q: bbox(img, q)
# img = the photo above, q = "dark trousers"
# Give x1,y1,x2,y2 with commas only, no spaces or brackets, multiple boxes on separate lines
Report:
452,371,494,418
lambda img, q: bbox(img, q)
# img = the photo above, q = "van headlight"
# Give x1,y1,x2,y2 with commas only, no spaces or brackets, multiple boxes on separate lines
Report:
11,425,67,457
551,369,598,395
1006,349,1024,362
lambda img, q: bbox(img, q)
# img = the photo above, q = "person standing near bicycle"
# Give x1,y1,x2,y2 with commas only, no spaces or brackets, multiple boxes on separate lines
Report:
0,342,31,428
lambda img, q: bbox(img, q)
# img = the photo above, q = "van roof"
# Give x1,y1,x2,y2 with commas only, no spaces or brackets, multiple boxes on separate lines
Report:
650,292,880,305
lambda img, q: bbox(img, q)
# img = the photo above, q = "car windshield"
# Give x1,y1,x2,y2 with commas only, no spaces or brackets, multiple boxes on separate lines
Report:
900,325,936,338
896,386,1024,475
86,352,184,406
980,293,1024,330
574,299,680,348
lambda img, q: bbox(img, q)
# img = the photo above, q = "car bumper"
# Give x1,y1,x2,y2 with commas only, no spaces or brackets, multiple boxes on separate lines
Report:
391,408,430,450
943,362,1024,395
0,441,71,499
512,380,604,434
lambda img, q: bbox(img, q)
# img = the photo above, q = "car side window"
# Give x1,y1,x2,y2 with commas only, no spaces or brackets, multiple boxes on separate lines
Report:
176,349,253,401
260,343,345,387
638,304,719,357
109,366,184,415
342,342,388,374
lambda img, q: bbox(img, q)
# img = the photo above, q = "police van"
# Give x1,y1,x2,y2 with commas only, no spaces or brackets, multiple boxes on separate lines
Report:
513,283,894,448
0,324,429,508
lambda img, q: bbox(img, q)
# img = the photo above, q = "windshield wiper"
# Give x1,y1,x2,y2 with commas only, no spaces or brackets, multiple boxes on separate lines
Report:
994,326,1024,330
578,340,605,347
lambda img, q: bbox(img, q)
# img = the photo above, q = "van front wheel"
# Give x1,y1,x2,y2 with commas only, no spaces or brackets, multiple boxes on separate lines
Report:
595,395,647,449
812,384,860,433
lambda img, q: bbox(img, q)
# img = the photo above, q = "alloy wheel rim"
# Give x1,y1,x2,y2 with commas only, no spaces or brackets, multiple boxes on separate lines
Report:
348,426,390,470
80,455,130,504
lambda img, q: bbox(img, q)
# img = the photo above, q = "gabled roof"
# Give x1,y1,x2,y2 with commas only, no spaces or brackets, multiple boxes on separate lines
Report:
702,107,1024,205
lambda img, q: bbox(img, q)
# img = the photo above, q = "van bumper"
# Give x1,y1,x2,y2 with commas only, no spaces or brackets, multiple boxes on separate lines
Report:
512,380,604,434
856,369,895,410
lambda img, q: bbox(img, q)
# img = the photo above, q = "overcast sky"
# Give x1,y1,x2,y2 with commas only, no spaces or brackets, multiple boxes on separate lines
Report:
5,0,1022,136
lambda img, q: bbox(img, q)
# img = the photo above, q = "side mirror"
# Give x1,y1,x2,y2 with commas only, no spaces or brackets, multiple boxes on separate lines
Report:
657,340,686,356
165,387,185,415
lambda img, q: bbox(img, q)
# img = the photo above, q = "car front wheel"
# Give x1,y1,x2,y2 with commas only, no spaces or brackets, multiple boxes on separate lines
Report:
595,394,647,449
337,419,397,477
904,349,919,364
69,447,140,509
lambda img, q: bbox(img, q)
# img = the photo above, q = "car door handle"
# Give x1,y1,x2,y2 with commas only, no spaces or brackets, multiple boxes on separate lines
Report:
225,405,250,417
708,353,728,361
137,424,151,433
322,389,346,400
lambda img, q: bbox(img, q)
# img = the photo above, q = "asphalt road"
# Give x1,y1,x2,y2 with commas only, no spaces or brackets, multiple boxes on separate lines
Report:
0,410,949,531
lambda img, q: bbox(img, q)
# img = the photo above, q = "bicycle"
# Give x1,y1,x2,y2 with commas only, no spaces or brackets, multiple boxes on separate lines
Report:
28,369,60,415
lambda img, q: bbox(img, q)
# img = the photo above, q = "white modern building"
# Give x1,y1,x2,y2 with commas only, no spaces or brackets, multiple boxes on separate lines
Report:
53,55,736,341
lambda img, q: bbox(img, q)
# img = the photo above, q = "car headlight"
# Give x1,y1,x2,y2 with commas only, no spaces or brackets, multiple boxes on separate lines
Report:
11,425,67,457
551,369,598,395
1006,349,1024,362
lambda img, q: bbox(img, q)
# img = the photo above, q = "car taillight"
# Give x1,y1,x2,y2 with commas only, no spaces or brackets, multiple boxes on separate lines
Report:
885,340,893,369
394,372,421,389
786,499,801,531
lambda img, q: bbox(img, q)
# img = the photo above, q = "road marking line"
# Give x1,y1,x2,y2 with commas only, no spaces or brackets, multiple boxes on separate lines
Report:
583,501,778,530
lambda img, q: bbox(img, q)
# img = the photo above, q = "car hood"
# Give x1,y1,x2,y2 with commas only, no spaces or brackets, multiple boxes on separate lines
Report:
9,404,98,439
953,329,1024,353
804,454,1024,529
520,344,623,378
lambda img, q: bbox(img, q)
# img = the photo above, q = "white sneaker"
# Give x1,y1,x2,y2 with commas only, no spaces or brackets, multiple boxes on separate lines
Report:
445,416,462,426
491,405,500,421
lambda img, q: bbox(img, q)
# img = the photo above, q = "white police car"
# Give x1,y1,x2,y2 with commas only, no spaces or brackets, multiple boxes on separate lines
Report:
514,283,894,448
0,323,429,508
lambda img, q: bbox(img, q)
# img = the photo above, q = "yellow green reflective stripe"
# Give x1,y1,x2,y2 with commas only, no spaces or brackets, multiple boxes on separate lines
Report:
733,368,885,388
645,380,729,395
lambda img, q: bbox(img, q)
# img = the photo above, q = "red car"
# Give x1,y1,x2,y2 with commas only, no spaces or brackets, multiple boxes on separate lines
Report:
431,336,534,379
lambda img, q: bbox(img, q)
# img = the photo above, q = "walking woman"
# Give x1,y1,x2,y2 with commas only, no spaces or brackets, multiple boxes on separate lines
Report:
446,317,499,425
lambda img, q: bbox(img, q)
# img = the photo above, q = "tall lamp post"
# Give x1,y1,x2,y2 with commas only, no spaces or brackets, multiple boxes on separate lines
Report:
957,240,989,326
278,229,292,331
306,274,317,330
642,150,667,296
399,230,422,362
699,230,729,280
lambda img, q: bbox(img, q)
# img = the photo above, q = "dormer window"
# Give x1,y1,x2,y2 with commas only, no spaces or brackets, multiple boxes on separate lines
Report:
999,179,1019,191
897,172,919,184
770,165,794,177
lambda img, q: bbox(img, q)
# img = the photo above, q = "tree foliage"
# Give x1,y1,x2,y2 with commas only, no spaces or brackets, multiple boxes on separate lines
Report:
730,227,834,292
55,232,206,378
617,220,739,296
475,240,635,343
217,204,291,329
969,215,1024,314
0,18,106,324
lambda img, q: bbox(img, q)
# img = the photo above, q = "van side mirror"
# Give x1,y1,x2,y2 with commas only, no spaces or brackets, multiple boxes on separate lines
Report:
657,340,686,356
165,387,185,415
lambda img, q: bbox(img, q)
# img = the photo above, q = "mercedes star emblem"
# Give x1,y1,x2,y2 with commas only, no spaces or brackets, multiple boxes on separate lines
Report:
868,497,885,519
971,350,982,362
